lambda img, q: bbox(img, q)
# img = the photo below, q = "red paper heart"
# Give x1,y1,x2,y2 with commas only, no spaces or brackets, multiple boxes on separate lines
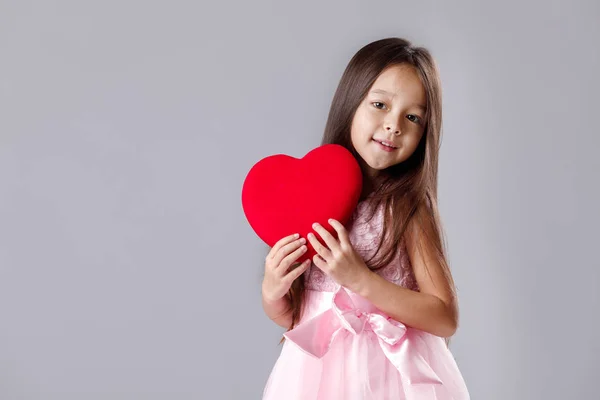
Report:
242,144,363,264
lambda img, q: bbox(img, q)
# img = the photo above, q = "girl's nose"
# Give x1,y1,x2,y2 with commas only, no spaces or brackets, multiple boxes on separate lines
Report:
385,125,400,135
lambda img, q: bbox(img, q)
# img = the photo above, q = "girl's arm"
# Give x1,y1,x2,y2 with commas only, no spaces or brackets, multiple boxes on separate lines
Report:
262,290,293,329
355,273,457,337
354,208,459,338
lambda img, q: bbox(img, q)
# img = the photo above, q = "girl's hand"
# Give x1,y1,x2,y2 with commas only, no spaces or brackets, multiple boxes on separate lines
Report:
262,233,311,302
308,219,372,292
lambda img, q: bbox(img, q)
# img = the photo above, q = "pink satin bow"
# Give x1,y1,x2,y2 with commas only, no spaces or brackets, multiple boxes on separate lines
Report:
284,286,443,385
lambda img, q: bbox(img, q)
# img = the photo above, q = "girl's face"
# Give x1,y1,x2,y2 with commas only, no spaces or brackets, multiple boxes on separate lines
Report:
350,64,427,178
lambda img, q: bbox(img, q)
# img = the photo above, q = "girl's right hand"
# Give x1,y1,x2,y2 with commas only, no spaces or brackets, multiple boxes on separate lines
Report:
262,233,311,302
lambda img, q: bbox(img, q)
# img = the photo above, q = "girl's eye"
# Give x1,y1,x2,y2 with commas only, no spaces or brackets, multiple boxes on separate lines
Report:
372,102,422,125
407,114,422,124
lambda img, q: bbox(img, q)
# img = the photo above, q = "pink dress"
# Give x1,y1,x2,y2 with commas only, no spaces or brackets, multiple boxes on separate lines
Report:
262,196,470,399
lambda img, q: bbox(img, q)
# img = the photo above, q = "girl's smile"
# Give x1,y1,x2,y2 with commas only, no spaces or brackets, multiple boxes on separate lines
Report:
372,138,399,152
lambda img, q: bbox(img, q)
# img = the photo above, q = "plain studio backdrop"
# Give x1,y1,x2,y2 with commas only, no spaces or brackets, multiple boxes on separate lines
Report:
1,1,598,399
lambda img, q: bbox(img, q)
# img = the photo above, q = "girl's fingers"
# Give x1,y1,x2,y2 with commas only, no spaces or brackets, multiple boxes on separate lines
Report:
267,233,299,261
283,259,311,284
307,232,332,262
327,219,351,248
273,239,306,269
278,244,308,274
311,222,340,252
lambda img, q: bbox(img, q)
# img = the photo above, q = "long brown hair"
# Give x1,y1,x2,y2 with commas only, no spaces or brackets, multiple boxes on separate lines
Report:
276,37,458,348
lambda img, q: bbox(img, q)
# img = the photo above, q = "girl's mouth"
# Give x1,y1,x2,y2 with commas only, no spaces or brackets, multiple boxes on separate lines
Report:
372,139,397,152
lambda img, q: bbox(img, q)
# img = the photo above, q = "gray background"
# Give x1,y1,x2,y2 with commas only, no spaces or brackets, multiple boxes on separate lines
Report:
1,1,598,399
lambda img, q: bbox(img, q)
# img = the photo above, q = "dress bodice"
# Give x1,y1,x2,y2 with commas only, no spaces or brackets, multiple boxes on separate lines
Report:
303,197,420,292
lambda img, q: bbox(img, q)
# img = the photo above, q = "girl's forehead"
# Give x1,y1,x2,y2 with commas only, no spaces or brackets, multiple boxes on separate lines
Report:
370,66,426,105
373,65,421,88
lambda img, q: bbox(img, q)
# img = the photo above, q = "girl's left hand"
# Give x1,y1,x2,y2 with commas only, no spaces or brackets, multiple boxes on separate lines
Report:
308,219,372,293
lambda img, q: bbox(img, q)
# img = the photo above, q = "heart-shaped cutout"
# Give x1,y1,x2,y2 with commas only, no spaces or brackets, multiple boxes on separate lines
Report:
242,144,363,264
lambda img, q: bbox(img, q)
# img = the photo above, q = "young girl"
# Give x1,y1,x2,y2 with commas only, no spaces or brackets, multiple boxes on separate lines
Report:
260,37,470,399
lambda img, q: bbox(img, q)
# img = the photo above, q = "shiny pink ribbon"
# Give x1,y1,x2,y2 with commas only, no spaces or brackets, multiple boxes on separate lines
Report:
284,286,443,385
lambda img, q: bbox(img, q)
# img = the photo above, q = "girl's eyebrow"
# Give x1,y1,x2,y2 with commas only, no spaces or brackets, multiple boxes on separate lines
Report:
369,89,427,111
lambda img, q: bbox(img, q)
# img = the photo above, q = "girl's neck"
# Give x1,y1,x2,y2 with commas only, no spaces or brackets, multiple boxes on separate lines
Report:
360,179,375,202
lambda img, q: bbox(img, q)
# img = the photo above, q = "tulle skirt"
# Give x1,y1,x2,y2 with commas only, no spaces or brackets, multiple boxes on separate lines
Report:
262,287,470,399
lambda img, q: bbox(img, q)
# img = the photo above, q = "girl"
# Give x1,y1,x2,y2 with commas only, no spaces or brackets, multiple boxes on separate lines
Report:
261,37,470,399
